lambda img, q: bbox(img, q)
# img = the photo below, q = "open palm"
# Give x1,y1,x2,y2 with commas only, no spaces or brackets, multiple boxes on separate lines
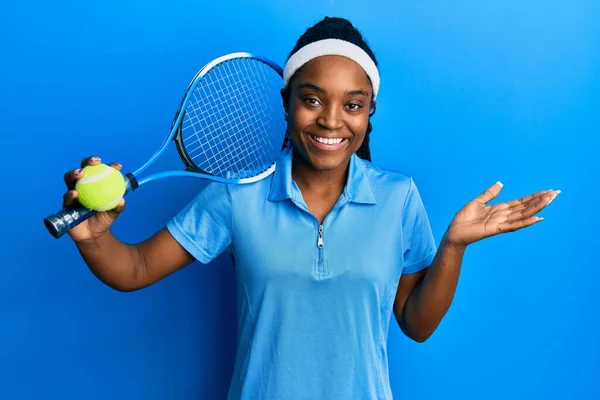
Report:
445,182,560,248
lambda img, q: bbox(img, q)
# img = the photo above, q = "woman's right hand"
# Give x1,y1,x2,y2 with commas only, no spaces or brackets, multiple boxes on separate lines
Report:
62,156,126,243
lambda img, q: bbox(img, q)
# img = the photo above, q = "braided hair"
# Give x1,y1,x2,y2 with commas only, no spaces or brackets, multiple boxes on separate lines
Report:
281,17,378,162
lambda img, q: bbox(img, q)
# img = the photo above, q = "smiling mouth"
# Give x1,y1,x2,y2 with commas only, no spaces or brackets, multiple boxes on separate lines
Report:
310,135,348,145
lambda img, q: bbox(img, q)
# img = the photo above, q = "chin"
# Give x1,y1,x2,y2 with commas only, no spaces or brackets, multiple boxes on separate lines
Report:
308,156,347,171
298,142,354,171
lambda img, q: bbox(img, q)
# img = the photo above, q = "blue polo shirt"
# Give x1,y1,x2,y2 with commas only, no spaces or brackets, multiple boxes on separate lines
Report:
167,147,437,399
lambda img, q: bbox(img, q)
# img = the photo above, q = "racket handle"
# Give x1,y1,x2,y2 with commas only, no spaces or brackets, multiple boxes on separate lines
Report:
44,206,97,239
43,173,139,239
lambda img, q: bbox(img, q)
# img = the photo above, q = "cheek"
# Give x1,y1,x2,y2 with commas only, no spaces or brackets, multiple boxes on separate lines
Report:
288,107,314,133
348,114,370,137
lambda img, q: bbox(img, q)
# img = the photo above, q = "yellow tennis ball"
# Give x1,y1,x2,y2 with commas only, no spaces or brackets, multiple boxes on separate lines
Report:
75,164,126,211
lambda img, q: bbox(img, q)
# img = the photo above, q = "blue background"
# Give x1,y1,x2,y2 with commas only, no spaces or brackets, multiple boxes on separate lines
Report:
2,0,598,399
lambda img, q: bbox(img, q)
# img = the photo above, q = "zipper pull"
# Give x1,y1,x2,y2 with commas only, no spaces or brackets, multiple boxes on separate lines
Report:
317,225,324,248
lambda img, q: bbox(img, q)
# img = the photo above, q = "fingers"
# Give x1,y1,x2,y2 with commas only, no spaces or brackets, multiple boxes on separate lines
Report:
104,199,126,223
91,198,126,229
80,155,102,168
498,215,544,233
482,185,560,236
62,189,78,208
63,167,84,190
506,190,560,222
62,155,123,209
64,156,101,189
109,162,122,171
507,190,553,213
547,189,561,205
505,189,552,208
475,181,504,204
113,198,126,214
506,199,544,222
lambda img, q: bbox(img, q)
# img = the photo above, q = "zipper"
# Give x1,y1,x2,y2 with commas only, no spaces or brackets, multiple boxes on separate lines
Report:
317,224,324,274
290,195,349,278
317,224,324,249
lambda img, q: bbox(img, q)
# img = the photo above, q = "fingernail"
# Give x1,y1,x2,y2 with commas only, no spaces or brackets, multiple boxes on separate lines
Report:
496,181,503,187
91,156,100,162
548,190,561,205
537,217,544,222
75,169,82,175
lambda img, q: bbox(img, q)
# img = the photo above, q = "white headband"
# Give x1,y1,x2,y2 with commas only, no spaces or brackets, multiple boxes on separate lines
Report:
282,38,380,99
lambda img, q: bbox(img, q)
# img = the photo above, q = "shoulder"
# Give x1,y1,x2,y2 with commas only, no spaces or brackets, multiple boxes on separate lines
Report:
185,172,276,212
193,177,271,199
360,160,433,229
226,175,272,197
188,181,232,201
360,158,415,199
223,176,275,214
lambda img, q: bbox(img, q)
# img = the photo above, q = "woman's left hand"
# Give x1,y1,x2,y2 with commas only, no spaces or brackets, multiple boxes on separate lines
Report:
444,182,560,249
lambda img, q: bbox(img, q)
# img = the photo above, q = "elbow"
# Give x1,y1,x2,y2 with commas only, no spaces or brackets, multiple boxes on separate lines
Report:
98,279,142,293
111,284,141,293
398,319,437,343
91,269,144,292
408,331,434,343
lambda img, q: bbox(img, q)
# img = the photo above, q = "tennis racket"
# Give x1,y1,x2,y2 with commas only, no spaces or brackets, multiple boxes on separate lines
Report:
44,52,287,239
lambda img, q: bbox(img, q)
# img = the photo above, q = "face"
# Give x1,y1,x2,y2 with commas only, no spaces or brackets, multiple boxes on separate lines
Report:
283,55,374,172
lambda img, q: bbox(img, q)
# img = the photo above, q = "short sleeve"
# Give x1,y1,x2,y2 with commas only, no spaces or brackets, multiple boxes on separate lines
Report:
166,182,233,264
401,178,437,274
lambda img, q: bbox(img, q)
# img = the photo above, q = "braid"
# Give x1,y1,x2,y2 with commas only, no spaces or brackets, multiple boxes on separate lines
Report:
281,17,378,162
356,121,373,161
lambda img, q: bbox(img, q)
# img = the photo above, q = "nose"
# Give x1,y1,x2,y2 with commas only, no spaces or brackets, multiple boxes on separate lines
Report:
316,105,344,130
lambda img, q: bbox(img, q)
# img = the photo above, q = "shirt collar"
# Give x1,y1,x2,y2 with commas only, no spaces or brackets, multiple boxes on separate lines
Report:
267,147,377,205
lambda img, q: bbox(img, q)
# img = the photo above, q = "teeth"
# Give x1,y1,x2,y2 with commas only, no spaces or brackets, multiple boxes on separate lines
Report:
311,135,344,145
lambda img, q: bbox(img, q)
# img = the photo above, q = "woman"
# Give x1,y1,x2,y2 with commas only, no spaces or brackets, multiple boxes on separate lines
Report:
61,17,559,400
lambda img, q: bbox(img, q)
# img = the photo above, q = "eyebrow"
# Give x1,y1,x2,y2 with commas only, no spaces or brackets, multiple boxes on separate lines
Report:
298,82,369,97
298,83,325,93
347,89,369,97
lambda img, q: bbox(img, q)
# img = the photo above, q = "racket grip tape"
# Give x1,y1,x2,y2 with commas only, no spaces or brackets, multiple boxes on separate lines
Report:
43,173,139,239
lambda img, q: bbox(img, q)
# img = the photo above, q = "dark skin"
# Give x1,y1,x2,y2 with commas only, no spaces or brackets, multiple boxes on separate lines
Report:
281,55,560,342
62,158,193,292
63,55,559,342
283,56,372,223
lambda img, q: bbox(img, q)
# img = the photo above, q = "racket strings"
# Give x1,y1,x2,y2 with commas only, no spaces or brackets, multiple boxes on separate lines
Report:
180,58,285,180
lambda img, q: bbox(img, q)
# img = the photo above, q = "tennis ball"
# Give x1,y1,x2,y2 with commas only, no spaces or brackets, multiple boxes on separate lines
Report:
75,163,126,211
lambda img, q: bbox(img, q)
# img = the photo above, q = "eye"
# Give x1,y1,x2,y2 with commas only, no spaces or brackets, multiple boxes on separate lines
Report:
345,103,362,111
302,97,322,106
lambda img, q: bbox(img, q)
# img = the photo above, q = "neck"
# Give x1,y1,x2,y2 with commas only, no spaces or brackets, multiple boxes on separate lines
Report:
291,149,350,196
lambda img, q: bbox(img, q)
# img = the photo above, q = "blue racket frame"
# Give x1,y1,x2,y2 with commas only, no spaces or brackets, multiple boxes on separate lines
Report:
135,52,284,186
44,52,285,238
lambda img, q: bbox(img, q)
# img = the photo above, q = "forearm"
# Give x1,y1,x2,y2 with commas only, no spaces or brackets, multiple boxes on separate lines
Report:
400,233,466,342
76,231,145,292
